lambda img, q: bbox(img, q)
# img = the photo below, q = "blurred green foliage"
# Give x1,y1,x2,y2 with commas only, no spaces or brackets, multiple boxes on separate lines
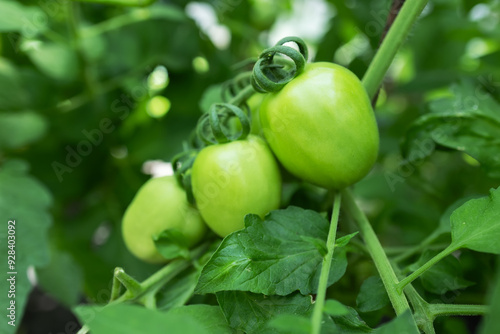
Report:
0,0,499,333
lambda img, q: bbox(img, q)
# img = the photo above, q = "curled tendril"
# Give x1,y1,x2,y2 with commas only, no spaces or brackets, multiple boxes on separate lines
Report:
252,36,308,93
171,150,198,204
187,129,205,150
221,72,253,103
196,103,251,145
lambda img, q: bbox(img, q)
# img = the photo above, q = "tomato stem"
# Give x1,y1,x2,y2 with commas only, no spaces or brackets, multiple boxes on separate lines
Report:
228,85,256,106
427,303,489,318
361,0,428,99
310,192,341,334
341,189,413,317
396,244,457,294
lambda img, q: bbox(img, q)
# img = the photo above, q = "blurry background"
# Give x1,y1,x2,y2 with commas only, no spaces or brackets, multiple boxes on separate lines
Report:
0,0,499,333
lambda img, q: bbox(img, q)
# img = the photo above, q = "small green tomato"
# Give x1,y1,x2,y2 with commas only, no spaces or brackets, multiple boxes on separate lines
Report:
191,135,281,237
122,175,206,263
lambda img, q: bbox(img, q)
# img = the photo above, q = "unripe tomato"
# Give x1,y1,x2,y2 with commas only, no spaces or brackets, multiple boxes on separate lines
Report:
122,176,207,263
248,93,265,135
260,62,379,189
191,135,281,237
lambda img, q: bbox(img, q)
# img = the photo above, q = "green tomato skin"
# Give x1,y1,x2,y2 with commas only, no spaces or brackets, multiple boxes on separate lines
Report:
122,175,207,263
191,135,281,237
260,62,379,189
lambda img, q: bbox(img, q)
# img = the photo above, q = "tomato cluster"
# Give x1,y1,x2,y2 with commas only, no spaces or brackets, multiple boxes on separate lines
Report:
121,40,379,263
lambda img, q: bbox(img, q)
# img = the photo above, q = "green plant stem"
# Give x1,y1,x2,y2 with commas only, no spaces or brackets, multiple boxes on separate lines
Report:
396,244,457,293
341,188,411,316
392,229,445,263
403,283,437,334
362,0,428,98
81,6,182,39
427,303,488,318
386,243,449,257
228,85,256,106
311,192,342,334
67,2,98,98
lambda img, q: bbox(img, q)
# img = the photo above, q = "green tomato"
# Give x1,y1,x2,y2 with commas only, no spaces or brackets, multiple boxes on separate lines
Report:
122,175,207,263
260,62,379,189
191,135,281,237
248,93,265,135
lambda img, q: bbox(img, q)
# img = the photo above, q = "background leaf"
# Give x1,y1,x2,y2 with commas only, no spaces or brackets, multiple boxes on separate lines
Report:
36,251,84,307
0,159,52,334
402,81,500,178
0,111,47,149
356,276,390,313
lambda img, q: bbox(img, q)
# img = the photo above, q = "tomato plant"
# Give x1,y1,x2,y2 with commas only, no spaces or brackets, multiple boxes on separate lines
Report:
122,175,207,263
3,1,500,334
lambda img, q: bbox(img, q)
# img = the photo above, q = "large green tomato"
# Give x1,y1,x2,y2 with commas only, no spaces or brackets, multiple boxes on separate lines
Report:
122,175,207,263
260,62,379,189
191,135,281,237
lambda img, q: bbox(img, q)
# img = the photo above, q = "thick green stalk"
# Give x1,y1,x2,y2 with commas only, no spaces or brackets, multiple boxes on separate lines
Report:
342,189,411,316
362,0,429,98
311,193,342,334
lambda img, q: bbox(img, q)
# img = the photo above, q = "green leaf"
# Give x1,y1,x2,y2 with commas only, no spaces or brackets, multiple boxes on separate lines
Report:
450,187,500,254
438,195,481,236
74,304,210,334
267,314,311,334
217,291,313,334
168,305,233,334
195,206,351,296
156,267,200,310
323,299,350,316
373,311,419,334
0,1,47,33
402,80,500,178
0,159,52,334
330,307,373,333
409,250,473,295
153,228,190,260
0,111,47,149
36,251,84,307
356,276,390,313
26,42,79,81
0,59,29,110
